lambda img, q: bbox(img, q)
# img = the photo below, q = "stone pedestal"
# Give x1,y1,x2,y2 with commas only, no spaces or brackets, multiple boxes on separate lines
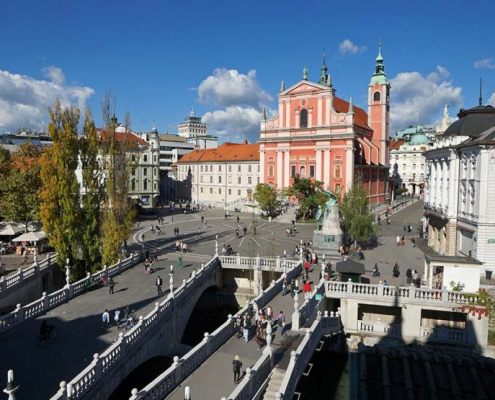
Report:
313,205,343,258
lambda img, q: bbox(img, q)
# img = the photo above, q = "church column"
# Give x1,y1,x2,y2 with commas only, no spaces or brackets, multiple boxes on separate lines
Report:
277,150,283,189
259,149,265,184
284,150,290,188
295,110,300,129
308,108,313,128
316,149,322,181
346,143,354,189
285,101,291,129
317,96,323,126
325,95,331,126
323,149,331,189
278,101,284,128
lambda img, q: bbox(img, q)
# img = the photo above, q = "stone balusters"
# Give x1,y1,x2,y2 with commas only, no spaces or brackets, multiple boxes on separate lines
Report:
292,291,300,331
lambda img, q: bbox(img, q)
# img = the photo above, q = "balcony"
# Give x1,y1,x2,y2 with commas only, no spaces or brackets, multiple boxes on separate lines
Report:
419,326,468,344
357,320,400,337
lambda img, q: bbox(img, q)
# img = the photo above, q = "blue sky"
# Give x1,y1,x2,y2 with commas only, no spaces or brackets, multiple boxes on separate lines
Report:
0,0,494,143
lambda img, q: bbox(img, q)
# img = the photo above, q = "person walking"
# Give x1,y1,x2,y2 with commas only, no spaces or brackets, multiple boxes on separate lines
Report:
102,309,110,331
114,309,121,328
108,277,116,295
277,311,285,335
396,235,401,247
178,254,183,269
290,278,295,297
232,355,242,384
282,278,287,296
243,314,250,342
156,276,163,295
243,226,247,236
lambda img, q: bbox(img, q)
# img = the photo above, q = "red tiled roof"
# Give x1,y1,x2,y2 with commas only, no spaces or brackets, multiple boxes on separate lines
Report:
333,96,371,131
97,130,148,146
178,142,260,163
390,140,405,150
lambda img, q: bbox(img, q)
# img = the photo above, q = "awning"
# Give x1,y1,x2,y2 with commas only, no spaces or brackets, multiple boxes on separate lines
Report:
0,223,24,236
12,231,47,243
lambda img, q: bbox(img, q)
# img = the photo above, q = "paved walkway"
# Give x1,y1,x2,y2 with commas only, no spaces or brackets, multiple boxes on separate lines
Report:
167,267,320,400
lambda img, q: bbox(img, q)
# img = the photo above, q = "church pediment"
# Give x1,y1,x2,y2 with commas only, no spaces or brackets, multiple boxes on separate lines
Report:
281,80,329,96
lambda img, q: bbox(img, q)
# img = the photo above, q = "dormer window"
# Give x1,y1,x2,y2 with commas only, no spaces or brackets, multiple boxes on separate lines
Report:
300,109,308,128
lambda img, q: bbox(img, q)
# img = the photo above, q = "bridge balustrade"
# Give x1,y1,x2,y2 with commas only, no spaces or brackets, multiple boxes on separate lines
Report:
0,252,141,335
0,253,58,295
128,261,302,400
219,255,299,272
275,315,342,400
325,281,479,305
227,352,272,400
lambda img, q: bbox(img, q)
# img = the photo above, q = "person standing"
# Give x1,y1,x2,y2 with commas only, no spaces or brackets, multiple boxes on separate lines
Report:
396,235,401,247
102,309,110,330
232,355,242,384
282,278,287,296
114,309,121,328
178,255,183,269
108,278,116,295
277,311,285,335
156,276,163,295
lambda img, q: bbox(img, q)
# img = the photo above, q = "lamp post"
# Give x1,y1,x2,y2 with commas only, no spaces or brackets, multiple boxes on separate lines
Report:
321,253,326,280
283,250,287,277
169,264,174,295
215,234,219,256
4,370,19,400
65,258,71,287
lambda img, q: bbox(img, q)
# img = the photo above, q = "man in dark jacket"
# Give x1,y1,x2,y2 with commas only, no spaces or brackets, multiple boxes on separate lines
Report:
232,355,242,383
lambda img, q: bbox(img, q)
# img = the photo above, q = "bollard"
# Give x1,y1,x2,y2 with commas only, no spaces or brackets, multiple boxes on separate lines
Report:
184,386,191,399
4,370,19,400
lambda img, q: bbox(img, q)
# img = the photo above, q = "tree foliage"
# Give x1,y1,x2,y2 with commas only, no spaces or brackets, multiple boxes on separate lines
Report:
253,183,280,217
339,182,375,242
0,143,43,231
39,102,83,275
283,175,325,220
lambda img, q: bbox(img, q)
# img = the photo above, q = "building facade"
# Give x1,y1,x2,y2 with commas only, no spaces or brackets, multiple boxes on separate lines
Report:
424,103,495,274
178,111,218,149
176,142,260,207
259,48,390,204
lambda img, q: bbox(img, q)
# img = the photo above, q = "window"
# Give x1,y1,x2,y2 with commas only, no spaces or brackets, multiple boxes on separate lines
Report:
373,91,381,102
144,155,148,162
201,166,203,172
201,187,203,193
210,188,213,194
291,165,296,177
131,169,135,176
154,183,157,190
310,165,315,178
228,176,232,184
219,165,222,172
300,166,306,178
228,165,232,172
300,109,308,128
228,189,231,195
334,164,341,179
238,165,241,172
154,168,157,176
210,176,213,183
268,164,274,177
210,165,213,172
200,176,203,183
257,177,260,184
153,155,156,162
257,165,260,172
238,177,242,184
131,180,135,191
248,165,252,172
219,188,222,194
248,177,252,184
335,183,341,192
218,176,222,183
144,180,148,190
238,190,241,196
144,168,148,176
413,164,416,170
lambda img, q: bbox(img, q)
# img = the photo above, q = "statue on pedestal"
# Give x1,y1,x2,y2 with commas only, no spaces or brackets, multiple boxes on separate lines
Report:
313,189,342,257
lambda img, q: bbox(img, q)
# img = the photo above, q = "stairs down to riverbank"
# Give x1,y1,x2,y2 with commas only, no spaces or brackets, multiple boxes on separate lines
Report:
262,367,286,400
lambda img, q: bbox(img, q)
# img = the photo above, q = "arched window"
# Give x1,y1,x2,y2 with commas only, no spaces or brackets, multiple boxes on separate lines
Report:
373,92,381,102
335,183,341,193
300,166,306,178
144,179,148,191
300,109,308,128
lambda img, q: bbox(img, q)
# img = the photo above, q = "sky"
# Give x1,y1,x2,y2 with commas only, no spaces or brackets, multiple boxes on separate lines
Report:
0,0,494,143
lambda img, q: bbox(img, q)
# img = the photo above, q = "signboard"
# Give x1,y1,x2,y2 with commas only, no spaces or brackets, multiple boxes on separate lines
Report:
315,294,323,300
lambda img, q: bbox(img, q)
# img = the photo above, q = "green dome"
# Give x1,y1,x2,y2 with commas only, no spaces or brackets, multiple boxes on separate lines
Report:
409,133,429,145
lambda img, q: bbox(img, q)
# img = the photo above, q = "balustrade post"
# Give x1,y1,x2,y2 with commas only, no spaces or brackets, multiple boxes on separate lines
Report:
441,290,448,302
92,352,102,381
42,292,49,311
3,369,19,400
292,292,300,331
130,388,139,400
103,265,108,278
245,367,253,393
46,254,51,269
118,258,122,272
17,268,23,283
276,256,280,271
203,332,211,355
15,304,24,324
0,277,6,293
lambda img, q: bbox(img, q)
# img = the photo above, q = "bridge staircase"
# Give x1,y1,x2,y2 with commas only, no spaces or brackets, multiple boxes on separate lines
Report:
262,367,286,400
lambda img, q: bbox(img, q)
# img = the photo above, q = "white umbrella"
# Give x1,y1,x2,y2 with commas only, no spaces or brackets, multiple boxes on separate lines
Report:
12,231,47,243
0,223,24,236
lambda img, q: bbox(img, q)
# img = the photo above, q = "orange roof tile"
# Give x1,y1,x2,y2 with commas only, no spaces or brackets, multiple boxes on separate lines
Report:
333,96,371,131
178,142,260,163
97,130,148,146
390,140,405,150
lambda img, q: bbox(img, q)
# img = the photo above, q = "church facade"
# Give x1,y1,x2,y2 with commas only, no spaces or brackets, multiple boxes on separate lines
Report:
259,47,391,204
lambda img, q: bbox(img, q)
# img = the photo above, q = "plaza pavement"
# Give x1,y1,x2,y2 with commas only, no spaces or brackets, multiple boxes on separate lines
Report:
0,202,424,399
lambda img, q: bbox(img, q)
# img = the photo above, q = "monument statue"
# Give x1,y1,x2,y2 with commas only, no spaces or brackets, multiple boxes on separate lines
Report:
312,189,342,258
303,66,308,81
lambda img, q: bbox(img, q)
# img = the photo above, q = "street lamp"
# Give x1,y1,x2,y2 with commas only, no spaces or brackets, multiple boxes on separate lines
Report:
283,250,287,277
215,234,219,256
65,258,71,287
169,264,174,295
321,254,326,280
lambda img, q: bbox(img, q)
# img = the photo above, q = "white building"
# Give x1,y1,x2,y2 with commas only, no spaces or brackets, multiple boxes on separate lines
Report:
176,142,260,207
178,111,218,149
424,102,495,280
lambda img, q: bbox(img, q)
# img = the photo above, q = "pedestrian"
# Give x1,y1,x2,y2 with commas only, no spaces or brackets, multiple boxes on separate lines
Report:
178,255,183,269
282,277,287,296
396,235,401,247
277,311,285,335
411,237,416,248
243,226,247,236
153,249,158,262
114,309,121,328
232,355,242,384
237,216,240,224
225,212,228,220
303,280,312,299
108,277,116,295
401,234,405,246
175,240,180,251
156,276,163,295
290,278,295,297
102,309,110,330
243,314,250,342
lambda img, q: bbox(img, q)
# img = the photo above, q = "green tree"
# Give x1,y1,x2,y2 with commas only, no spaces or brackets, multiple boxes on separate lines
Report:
100,103,136,266
39,101,83,276
253,183,280,218
283,175,325,220
339,182,375,243
0,142,43,232
79,110,103,272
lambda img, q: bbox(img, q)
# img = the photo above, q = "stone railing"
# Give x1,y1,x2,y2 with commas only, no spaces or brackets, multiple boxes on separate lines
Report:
325,281,479,305
297,280,326,328
0,253,58,298
52,257,222,400
128,262,302,400
227,351,272,400
277,314,342,400
219,255,299,272
357,320,400,336
0,252,141,335
419,326,468,344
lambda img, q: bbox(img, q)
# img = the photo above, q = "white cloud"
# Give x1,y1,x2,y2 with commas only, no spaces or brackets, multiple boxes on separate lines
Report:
436,65,450,78
488,92,495,106
202,106,263,143
390,70,463,134
474,58,495,69
198,68,272,108
338,39,367,55
0,67,94,131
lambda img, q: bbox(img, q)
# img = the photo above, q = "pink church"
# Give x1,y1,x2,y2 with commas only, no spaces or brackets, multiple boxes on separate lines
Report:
259,46,391,204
